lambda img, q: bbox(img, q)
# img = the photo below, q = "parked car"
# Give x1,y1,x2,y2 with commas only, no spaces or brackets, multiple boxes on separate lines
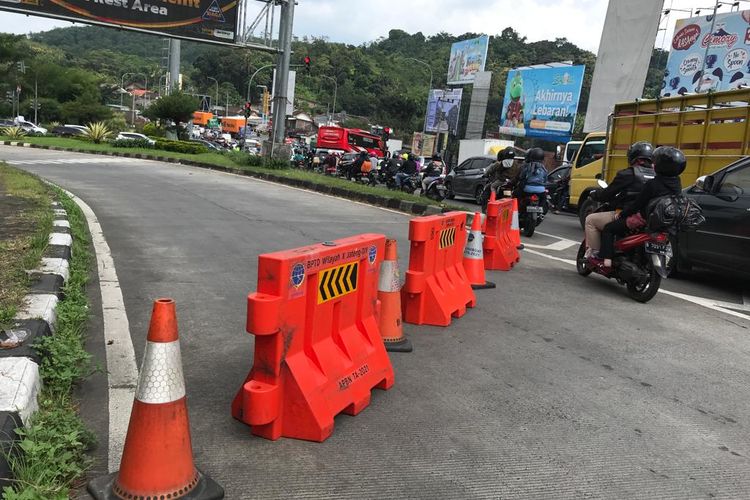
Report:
116,132,156,146
0,119,15,128
445,156,495,203
52,125,86,137
673,157,750,277
15,119,47,135
189,139,221,151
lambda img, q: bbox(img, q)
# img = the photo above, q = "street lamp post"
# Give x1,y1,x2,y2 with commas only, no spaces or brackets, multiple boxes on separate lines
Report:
404,57,434,131
207,77,219,116
246,64,276,102
320,75,337,124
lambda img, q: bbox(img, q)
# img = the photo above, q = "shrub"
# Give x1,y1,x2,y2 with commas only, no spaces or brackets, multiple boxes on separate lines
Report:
142,123,165,138
83,122,112,144
104,115,128,135
154,139,208,155
110,138,154,149
2,126,26,140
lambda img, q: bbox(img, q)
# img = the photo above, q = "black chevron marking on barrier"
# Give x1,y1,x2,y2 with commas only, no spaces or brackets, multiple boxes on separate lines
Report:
318,262,360,303
440,227,456,249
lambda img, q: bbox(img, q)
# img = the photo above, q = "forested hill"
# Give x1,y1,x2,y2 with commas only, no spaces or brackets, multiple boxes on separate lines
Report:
28,26,666,138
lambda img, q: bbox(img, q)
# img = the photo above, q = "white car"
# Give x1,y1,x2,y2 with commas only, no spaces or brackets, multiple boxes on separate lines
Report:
116,132,156,146
15,120,47,135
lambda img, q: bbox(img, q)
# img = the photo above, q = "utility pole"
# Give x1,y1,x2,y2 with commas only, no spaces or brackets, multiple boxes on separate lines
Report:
271,0,295,148
169,39,181,93
33,76,38,124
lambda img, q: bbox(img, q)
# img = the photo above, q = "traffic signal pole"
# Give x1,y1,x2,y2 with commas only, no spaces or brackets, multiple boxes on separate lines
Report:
270,0,295,149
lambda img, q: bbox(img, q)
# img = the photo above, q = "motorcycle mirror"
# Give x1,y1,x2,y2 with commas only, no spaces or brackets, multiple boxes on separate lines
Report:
597,179,608,189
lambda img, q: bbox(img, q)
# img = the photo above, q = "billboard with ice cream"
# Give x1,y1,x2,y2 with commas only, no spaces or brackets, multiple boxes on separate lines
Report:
662,10,750,96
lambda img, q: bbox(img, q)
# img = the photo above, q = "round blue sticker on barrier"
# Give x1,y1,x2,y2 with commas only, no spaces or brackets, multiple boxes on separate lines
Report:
368,246,377,265
291,263,305,288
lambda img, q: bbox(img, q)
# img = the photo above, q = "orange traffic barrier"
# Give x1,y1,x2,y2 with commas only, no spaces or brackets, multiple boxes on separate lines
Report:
483,198,520,271
378,239,413,352
88,299,224,500
232,234,394,442
402,212,476,326
510,198,524,250
464,212,496,289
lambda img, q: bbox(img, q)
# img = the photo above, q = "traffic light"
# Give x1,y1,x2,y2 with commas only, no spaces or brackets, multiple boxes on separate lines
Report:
382,127,392,142
304,56,311,74
243,102,253,119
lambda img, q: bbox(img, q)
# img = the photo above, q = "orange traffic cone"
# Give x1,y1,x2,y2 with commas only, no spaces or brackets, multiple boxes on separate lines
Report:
88,298,224,500
378,240,412,352
511,198,524,250
464,213,496,290
489,190,497,203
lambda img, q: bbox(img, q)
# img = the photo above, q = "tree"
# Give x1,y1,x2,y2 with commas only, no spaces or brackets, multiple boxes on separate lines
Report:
142,92,199,128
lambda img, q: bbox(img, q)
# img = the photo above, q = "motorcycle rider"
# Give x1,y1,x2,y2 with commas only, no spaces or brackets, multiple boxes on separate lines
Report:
485,147,518,197
421,154,444,194
584,141,655,259
395,153,418,188
515,147,548,204
598,146,685,268
348,151,369,180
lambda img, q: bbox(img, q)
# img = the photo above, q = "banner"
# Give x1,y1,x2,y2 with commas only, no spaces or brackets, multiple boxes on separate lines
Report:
447,35,490,85
0,0,239,44
411,132,436,156
424,89,463,136
498,65,585,142
662,10,750,96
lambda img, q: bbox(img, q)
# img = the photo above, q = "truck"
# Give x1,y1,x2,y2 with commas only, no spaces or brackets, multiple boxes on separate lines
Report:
569,88,750,226
457,139,514,166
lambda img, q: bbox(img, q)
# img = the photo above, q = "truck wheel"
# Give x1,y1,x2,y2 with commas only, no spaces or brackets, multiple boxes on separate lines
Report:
578,197,599,229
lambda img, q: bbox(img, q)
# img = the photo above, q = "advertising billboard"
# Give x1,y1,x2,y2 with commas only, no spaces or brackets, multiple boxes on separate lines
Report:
498,65,586,142
424,89,463,136
0,0,239,45
447,35,490,85
662,10,750,96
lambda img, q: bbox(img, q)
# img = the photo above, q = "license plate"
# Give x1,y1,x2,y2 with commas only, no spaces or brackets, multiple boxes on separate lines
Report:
645,241,668,255
503,190,512,196
526,206,544,213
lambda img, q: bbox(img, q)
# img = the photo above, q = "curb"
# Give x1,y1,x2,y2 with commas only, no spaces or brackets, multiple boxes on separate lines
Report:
0,199,71,488
3,142,463,216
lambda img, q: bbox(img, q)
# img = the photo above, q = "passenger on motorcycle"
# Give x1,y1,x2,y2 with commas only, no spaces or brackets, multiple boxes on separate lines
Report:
584,141,655,258
348,151,370,180
514,147,548,203
485,147,518,196
395,153,418,188
421,154,445,193
598,146,685,267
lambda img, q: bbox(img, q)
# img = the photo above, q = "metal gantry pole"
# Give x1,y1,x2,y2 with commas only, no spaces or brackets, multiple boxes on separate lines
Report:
169,39,181,93
271,0,294,146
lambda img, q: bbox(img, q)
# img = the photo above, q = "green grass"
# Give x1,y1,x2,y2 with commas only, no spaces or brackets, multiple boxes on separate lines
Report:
0,164,53,328
0,135,463,209
3,186,95,499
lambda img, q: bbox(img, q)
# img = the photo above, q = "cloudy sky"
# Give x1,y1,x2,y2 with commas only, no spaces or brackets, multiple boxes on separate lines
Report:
0,0,737,52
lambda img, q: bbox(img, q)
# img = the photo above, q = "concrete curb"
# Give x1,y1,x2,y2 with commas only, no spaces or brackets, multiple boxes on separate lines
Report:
0,199,72,487
3,141,464,216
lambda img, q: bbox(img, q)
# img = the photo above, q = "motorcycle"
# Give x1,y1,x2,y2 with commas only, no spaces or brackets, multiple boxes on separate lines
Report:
400,173,422,194
423,175,448,202
575,180,670,303
518,190,548,237
480,178,514,214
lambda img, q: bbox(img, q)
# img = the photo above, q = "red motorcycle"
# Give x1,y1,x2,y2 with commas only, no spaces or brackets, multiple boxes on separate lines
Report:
575,181,671,303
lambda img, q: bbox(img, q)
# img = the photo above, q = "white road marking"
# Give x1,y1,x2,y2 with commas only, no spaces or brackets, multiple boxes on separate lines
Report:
744,292,749,307
524,248,750,322
53,185,138,473
7,158,140,165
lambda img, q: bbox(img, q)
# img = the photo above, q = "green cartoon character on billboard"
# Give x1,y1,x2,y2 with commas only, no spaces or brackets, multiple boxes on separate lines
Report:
503,71,525,128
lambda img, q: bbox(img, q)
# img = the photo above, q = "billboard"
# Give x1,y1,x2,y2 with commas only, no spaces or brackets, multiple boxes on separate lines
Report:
424,89,463,135
662,10,750,96
411,132,436,156
0,0,239,45
498,65,586,142
447,35,490,85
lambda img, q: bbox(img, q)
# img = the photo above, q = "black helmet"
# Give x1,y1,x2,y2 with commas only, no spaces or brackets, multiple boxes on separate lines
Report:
627,141,654,165
652,146,686,177
432,154,442,162
525,147,545,163
359,151,368,158
498,147,515,161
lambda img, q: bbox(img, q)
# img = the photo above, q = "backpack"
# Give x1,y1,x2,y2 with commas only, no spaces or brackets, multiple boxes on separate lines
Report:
525,163,548,186
646,195,705,234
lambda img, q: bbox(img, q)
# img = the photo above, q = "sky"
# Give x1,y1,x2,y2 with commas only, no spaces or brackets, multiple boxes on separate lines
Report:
0,0,742,52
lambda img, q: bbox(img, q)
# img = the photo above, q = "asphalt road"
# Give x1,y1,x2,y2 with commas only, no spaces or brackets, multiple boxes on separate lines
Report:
4,146,750,499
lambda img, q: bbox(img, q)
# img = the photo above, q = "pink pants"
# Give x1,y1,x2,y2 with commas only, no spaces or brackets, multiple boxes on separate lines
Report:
585,211,617,251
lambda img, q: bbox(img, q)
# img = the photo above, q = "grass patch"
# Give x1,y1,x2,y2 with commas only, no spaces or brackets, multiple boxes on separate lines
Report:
3,186,95,499
0,136,464,209
0,164,53,328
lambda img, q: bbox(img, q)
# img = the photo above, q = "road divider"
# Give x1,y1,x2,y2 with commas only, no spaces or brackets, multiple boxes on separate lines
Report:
483,195,521,271
231,234,394,442
402,212,476,326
